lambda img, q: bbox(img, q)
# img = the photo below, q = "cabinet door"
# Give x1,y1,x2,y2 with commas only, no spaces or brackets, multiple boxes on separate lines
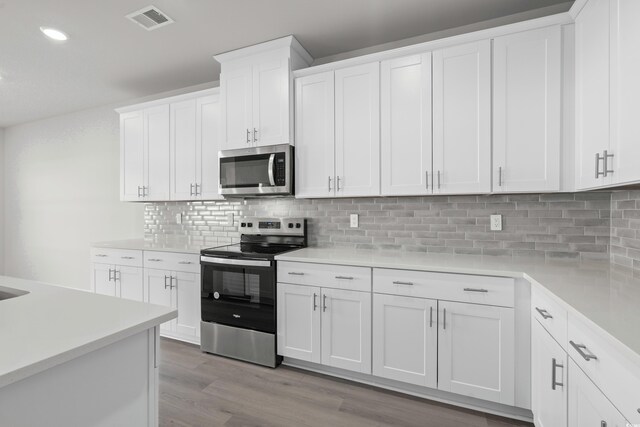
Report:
532,320,567,427
120,111,145,201
220,65,253,150
372,294,437,388
93,263,116,297
253,57,290,146
145,268,174,332
568,359,629,427
438,300,515,405
381,54,432,196
610,0,640,185
575,0,611,189
170,99,198,201
144,104,171,201
433,40,491,194
321,288,371,373
493,26,561,193
277,283,321,363
335,63,380,197
294,72,336,198
197,94,223,200
174,272,201,338
117,265,144,302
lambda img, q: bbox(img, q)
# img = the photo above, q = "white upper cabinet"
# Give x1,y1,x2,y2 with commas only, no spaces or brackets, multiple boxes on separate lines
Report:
215,36,312,150
493,26,562,193
197,94,222,200
144,105,171,201
432,40,491,194
381,54,432,196
335,62,381,197
294,71,336,198
120,111,145,201
576,0,611,189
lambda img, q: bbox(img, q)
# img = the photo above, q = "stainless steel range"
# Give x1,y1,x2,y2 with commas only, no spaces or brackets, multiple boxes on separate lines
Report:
200,217,307,368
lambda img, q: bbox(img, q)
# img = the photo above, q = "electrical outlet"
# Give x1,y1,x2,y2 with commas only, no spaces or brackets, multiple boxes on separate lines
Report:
490,214,503,231
350,213,359,228
227,212,234,226
175,213,182,225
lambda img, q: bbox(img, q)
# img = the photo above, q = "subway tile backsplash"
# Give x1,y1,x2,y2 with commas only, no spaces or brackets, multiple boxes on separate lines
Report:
144,192,613,261
610,190,640,270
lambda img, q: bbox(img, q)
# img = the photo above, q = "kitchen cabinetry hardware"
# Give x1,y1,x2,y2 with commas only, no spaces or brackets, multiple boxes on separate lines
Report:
313,293,318,311
392,281,414,286
426,171,429,189
443,308,447,330
96,254,107,257
253,128,258,143
463,288,488,293
498,167,503,187
552,358,564,390
148,259,162,262
437,171,441,189
535,307,553,319
195,183,200,196
288,272,305,276
121,256,135,260
178,261,193,265
604,150,614,176
190,183,195,196
108,268,114,282
164,275,170,289
137,186,143,197
322,294,327,312
246,129,250,144
115,270,121,281
570,340,598,361
601,422,606,427
328,176,332,192
337,176,341,191
335,276,354,280
595,153,605,178
430,306,433,328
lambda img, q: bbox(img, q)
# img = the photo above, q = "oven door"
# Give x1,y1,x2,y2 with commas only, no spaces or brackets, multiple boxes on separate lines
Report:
200,256,276,333
219,144,292,196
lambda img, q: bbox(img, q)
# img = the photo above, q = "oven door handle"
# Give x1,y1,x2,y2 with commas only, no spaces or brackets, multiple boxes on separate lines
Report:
268,154,276,186
200,256,272,268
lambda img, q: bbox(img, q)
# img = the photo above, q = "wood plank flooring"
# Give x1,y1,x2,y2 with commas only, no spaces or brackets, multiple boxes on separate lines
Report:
159,338,533,427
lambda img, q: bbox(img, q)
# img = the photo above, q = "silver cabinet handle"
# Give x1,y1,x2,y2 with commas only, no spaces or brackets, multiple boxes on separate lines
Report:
498,166,503,187
195,183,200,196
335,276,354,280
569,340,598,361
322,294,327,312
164,275,170,289
253,128,258,143
443,308,446,330
551,358,564,390
392,281,414,286
604,150,614,176
437,170,441,189
313,293,318,311
137,186,143,198
114,270,121,282
148,258,162,262
190,183,195,197
595,153,605,178
328,176,332,192
601,422,607,427
463,288,488,293
288,272,305,276
178,261,193,265
535,307,553,320
108,268,114,282
337,176,341,191
429,306,433,328
171,276,176,289
425,171,429,190
246,129,251,144
95,254,108,257
121,256,135,260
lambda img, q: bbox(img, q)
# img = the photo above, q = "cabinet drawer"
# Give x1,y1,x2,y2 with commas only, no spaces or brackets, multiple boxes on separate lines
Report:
144,251,200,273
568,312,640,424
277,261,371,292
91,247,143,267
531,283,568,348
373,268,514,307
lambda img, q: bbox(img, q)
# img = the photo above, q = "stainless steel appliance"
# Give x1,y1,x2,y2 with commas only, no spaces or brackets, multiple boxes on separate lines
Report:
200,217,307,367
219,144,294,196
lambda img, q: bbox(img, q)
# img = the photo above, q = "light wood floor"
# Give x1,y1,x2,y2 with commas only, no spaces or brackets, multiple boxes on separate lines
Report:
159,338,533,427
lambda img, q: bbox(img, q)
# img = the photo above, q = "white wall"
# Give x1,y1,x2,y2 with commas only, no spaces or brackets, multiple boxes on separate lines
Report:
3,105,144,290
0,128,4,274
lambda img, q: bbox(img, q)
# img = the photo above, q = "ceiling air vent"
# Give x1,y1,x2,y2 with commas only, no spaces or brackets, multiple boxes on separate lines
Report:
126,5,174,31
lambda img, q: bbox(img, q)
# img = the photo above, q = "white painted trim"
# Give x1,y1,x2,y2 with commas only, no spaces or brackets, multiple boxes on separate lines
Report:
214,35,313,66
294,13,573,78
569,0,591,19
115,88,219,114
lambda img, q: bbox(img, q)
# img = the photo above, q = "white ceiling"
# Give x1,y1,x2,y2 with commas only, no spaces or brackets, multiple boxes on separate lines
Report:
0,0,572,128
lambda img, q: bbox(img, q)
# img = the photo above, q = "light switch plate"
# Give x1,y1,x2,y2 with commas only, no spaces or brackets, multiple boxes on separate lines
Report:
227,212,234,226
490,214,503,231
350,214,359,228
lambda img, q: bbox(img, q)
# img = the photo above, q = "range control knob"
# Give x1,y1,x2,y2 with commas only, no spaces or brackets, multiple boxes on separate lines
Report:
240,223,246,227
296,223,302,229
288,223,294,228
247,223,253,227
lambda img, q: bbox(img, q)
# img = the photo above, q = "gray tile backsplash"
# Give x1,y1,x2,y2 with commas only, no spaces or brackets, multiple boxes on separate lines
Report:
145,192,612,261
610,190,640,270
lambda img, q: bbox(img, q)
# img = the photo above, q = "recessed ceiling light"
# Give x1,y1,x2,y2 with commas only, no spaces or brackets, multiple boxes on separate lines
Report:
40,27,68,41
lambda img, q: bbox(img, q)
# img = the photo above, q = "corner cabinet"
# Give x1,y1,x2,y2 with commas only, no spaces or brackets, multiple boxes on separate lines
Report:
215,36,313,150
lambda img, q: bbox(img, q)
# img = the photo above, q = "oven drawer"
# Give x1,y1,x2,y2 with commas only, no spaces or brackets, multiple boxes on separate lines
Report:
144,251,200,273
277,261,371,292
373,268,514,307
531,283,567,348
91,247,142,267
567,312,640,424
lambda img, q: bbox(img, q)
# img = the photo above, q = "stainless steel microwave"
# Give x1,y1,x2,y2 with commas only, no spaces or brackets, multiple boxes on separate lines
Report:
219,144,294,196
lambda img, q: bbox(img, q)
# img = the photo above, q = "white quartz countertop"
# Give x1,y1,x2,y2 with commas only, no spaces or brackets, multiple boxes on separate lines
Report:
0,276,176,389
91,238,212,254
276,247,640,363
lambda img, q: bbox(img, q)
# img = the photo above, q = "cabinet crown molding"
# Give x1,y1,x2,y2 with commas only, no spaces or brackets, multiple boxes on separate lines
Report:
115,87,219,114
213,35,313,66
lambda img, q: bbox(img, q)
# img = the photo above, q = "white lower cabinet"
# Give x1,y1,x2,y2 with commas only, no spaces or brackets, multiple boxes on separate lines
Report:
92,263,144,302
568,359,629,427
437,300,515,405
372,294,437,387
277,283,371,373
532,319,567,427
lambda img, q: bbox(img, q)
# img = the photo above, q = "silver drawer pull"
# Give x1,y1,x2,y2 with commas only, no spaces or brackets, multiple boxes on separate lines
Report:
551,358,564,390
95,254,108,257
121,256,135,260
148,258,162,262
463,288,488,293
392,281,414,286
535,307,553,320
335,276,354,280
178,261,193,264
288,272,305,276
569,341,598,361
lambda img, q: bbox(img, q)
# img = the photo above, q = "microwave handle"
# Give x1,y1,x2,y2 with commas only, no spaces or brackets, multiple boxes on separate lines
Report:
268,154,276,186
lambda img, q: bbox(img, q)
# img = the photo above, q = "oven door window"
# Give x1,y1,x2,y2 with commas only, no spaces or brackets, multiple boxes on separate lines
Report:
220,154,273,189
201,263,275,333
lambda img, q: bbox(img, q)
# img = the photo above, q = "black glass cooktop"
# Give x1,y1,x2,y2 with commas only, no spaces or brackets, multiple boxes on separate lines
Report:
201,242,303,260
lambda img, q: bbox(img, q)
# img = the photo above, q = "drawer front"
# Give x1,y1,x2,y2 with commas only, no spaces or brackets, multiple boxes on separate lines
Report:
568,312,640,424
531,283,568,348
91,247,143,267
373,268,514,307
277,261,371,292
144,251,200,273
